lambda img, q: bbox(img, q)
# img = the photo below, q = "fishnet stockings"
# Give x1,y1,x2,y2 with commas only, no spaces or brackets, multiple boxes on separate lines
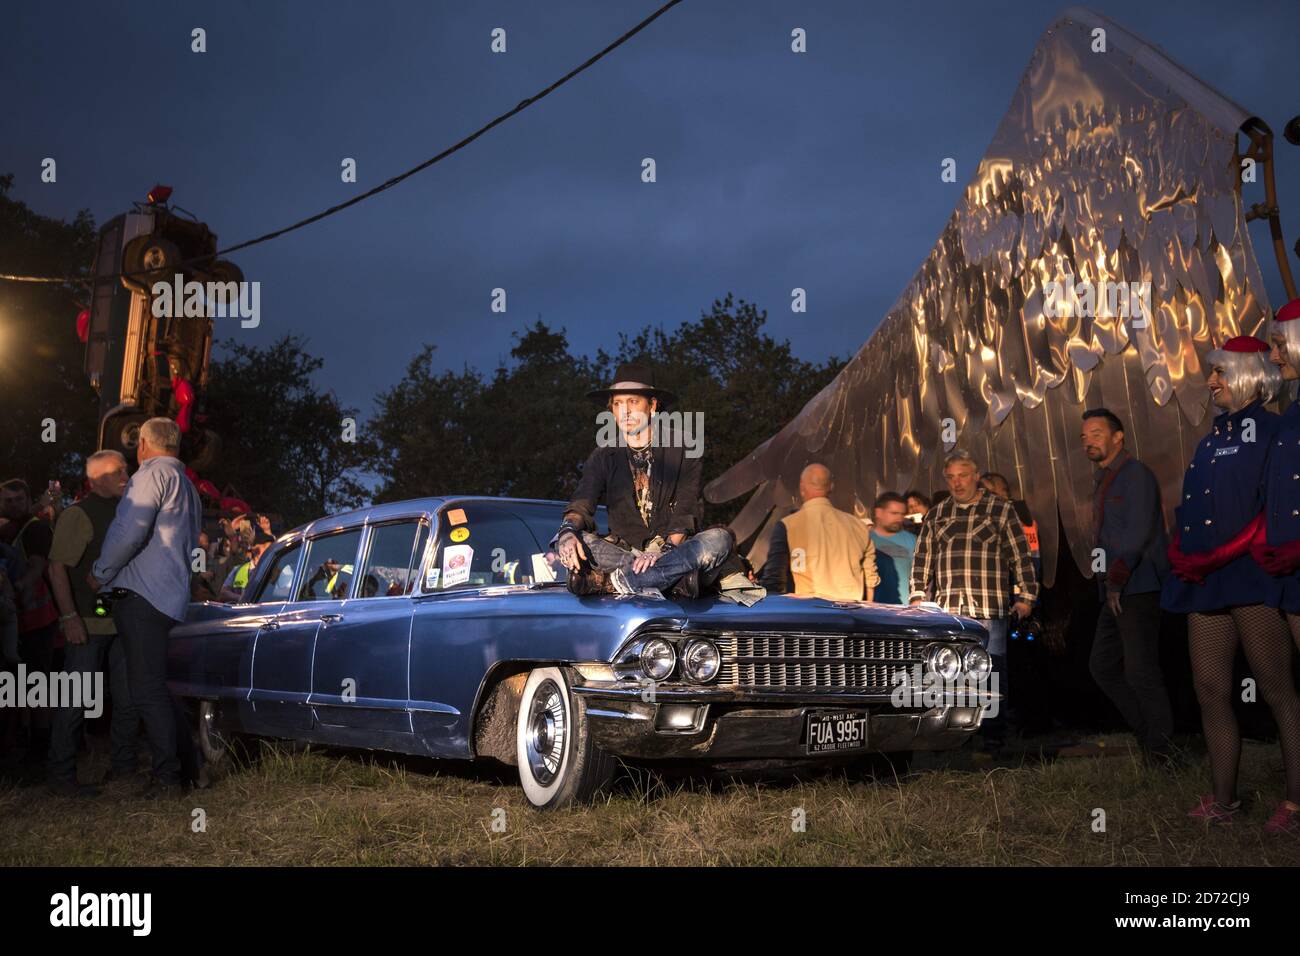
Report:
1286,612,1300,657
1189,606,1300,805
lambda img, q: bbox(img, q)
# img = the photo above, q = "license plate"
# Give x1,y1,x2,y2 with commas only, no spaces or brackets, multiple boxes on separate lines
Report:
805,711,868,754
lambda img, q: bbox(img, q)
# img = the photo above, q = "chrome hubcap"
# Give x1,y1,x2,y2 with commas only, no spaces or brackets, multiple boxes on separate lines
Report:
199,702,225,761
525,679,566,786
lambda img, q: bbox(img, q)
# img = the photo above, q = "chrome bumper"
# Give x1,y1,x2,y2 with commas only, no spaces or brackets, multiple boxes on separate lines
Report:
573,685,989,760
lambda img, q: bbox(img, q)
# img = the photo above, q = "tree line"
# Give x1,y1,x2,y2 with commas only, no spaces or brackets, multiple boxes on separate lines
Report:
0,178,842,529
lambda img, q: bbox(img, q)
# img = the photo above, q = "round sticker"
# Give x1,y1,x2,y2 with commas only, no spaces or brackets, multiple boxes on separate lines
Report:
450,527,470,543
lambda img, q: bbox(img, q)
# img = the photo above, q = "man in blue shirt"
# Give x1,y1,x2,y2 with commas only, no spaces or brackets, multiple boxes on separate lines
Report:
1082,407,1174,763
869,492,916,604
90,418,201,796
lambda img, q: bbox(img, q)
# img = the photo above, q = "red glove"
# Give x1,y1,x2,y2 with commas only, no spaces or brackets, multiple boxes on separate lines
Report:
1168,535,1207,584
1251,533,1300,576
1168,514,1264,584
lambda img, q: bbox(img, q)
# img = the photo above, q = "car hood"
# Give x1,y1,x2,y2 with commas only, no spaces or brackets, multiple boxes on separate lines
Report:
582,592,986,639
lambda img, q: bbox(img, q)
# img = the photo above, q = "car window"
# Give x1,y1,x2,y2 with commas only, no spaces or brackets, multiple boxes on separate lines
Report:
512,506,612,588
358,520,428,597
297,529,363,601
426,505,562,591
518,507,608,548
254,541,301,603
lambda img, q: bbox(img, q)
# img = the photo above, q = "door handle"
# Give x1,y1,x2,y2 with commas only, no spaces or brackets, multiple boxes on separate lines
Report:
263,619,280,629
320,613,343,624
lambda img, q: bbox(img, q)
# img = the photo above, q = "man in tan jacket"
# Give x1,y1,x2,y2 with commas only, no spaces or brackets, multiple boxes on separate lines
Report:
758,464,878,601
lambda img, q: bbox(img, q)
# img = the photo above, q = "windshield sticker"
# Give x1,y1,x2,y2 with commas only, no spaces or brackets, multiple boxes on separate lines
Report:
450,526,470,543
531,553,557,583
446,508,467,526
442,544,473,588
425,567,440,589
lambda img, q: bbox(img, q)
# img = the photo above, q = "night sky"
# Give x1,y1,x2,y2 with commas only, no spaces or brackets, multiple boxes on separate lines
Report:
4,0,1297,416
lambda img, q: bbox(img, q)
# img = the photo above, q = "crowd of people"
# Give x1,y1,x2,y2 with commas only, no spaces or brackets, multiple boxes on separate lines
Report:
1,418,278,798
6,313,1300,834
756,454,1039,752
748,300,1300,835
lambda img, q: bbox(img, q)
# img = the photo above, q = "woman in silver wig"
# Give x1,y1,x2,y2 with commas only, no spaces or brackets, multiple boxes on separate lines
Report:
1249,298,1300,835
1162,334,1297,831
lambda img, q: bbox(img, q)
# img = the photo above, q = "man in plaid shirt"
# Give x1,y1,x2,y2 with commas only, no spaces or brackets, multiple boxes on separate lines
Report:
909,450,1038,737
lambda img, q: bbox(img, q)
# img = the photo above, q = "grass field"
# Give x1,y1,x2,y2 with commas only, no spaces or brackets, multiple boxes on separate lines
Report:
3,732,1299,866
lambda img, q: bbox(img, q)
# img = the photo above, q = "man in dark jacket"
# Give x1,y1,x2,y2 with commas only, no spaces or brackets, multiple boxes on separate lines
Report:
1082,407,1175,762
46,450,139,796
0,478,60,766
556,364,732,596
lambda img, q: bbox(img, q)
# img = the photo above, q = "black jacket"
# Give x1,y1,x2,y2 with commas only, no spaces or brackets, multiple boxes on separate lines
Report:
563,443,702,550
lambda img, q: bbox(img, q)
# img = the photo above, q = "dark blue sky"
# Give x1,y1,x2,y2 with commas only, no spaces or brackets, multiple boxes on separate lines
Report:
4,0,1297,415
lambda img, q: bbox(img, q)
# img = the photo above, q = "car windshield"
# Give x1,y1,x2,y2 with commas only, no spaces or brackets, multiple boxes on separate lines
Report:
426,504,566,591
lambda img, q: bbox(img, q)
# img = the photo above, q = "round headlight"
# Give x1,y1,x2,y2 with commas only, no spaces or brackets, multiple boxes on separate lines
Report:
962,645,991,678
682,640,720,683
926,644,962,682
640,638,677,681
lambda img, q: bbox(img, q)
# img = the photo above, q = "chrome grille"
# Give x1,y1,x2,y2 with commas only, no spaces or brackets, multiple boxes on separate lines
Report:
703,632,926,691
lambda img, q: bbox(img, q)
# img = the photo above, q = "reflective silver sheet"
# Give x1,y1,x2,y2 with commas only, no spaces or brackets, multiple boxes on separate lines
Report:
705,7,1271,587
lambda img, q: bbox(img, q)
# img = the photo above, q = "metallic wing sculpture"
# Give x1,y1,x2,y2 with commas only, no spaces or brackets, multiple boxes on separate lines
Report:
706,6,1275,588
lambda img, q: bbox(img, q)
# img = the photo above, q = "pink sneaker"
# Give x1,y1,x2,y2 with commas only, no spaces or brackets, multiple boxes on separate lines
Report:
1263,801,1300,835
1188,794,1241,825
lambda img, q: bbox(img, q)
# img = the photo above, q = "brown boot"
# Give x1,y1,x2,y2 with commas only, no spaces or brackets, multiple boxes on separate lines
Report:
668,570,700,599
567,564,612,596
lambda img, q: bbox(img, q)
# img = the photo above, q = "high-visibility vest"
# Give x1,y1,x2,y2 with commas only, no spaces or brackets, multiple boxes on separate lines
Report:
1023,519,1040,556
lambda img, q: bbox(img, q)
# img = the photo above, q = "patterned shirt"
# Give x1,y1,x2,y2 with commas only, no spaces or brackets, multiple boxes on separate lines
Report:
628,446,653,526
908,490,1039,619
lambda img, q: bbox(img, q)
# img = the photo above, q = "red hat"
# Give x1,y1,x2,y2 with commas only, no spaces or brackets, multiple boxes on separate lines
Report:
1222,335,1269,353
219,497,251,518
1277,299,1300,324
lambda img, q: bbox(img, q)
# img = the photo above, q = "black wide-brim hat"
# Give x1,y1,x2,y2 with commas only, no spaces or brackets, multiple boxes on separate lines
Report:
586,363,677,408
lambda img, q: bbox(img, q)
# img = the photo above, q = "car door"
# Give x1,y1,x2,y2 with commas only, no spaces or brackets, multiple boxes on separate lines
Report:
237,539,299,733
409,503,556,756
310,518,429,734
250,527,363,734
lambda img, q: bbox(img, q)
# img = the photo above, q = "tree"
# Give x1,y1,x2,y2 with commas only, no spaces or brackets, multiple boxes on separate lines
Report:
604,294,843,526
203,335,371,526
368,345,488,503
370,298,842,528
475,322,608,501
370,323,605,503
0,174,99,491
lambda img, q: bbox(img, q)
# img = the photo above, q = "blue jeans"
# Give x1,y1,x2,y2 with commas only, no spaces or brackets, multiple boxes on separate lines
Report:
47,630,139,783
582,529,733,592
976,617,1009,733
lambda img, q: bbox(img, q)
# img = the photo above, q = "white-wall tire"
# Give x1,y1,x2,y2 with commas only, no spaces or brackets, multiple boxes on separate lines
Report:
515,667,615,810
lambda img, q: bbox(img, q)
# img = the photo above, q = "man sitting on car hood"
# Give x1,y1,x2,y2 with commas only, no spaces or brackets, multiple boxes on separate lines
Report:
554,363,736,599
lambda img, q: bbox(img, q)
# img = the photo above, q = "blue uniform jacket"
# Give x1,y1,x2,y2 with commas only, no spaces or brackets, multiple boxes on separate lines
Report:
1265,400,1300,611
1161,400,1282,613
1093,451,1169,597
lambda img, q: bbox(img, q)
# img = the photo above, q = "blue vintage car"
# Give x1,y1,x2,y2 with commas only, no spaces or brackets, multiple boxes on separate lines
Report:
169,496,995,808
